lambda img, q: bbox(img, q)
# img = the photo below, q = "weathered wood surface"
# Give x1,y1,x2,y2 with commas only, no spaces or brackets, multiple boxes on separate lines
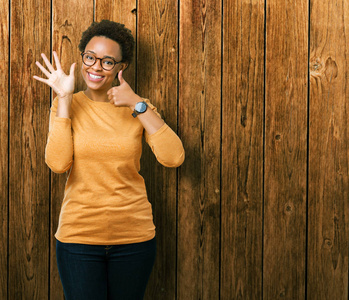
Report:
9,0,51,298
178,0,221,299
221,0,264,299
308,0,349,299
264,0,308,298
0,1,9,299
2,0,349,299
137,0,178,298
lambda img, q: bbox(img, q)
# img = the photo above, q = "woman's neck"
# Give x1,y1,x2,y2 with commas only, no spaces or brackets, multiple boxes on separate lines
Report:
84,88,109,102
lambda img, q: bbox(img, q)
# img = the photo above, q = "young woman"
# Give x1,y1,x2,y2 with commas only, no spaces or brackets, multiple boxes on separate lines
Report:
34,20,184,300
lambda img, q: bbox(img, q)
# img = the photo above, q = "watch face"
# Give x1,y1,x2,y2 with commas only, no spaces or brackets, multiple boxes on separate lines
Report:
135,102,147,113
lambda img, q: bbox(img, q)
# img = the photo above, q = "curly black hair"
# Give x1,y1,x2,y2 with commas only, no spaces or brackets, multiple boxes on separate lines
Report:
78,20,135,64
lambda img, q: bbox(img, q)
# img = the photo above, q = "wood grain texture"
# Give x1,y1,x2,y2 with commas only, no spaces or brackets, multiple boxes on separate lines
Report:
50,1,94,298
221,0,264,298
178,0,221,299
137,1,178,298
308,0,349,299
263,0,308,298
0,1,9,299
9,0,51,298
3,0,349,299
95,0,137,90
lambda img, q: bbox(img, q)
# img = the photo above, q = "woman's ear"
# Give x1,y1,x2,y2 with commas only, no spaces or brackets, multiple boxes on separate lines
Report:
115,63,128,79
121,63,129,71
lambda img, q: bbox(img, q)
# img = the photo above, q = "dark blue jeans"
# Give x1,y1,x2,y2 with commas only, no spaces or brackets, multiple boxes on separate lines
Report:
56,237,156,300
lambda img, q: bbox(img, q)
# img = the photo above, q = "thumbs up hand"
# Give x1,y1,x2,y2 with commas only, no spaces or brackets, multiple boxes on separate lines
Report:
107,70,140,108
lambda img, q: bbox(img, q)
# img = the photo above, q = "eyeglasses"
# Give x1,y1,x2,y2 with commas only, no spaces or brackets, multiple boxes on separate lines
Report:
81,52,122,71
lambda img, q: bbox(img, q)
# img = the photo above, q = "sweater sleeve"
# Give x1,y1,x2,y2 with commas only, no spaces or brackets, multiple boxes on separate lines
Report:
144,100,185,168
45,98,74,173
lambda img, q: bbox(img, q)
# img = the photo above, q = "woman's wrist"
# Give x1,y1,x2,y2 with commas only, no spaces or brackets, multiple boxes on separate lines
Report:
58,93,73,102
128,95,142,111
56,94,73,118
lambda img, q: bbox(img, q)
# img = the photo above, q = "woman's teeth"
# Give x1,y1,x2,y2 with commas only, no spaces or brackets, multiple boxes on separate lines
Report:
89,73,103,79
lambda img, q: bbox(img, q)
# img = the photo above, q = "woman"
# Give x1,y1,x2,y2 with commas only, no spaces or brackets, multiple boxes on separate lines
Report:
34,20,184,300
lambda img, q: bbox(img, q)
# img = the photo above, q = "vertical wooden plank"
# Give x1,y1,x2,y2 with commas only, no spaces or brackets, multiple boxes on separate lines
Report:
308,0,349,298
137,1,178,298
263,0,308,298
0,0,9,299
9,0,51,298
221,0,264,298
95,0,137,90
178,0,221,299
50,1,94,298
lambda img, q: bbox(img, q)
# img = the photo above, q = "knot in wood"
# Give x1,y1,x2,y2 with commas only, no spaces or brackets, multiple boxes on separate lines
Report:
324,57,338,82
27,49,33,69
311,62,322,71
279,289,286,297
310,57,324,76
323,238,332,249
284,203,293,214
310,57,338,82
60,20,72,28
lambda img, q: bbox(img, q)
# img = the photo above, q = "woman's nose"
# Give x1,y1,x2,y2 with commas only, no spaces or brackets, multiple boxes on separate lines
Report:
92,59,103,70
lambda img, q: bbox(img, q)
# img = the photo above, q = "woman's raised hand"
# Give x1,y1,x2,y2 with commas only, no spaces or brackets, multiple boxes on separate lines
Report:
107,70,140,108
34,51,76,99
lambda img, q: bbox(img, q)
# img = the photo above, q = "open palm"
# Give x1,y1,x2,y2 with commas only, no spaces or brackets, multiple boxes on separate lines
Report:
34,51,76,98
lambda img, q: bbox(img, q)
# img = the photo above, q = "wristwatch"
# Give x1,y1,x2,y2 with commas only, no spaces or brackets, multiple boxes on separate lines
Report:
132,101,148,118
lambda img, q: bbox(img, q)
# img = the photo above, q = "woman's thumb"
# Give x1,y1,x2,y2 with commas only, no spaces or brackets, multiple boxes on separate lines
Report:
118,70,125,84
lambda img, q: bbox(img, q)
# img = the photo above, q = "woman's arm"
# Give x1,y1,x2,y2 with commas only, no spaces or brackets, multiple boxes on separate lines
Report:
145,122,185,168
108,71,184,167
45,98,74,173
34,51,76,172
129,97,165,135
107,70,165,135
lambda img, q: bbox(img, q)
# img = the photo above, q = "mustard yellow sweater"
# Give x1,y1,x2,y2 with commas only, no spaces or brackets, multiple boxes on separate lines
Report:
45,91,184,245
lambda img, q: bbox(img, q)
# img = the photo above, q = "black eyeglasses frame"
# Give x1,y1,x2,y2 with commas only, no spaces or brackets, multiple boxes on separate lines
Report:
81,52,122,71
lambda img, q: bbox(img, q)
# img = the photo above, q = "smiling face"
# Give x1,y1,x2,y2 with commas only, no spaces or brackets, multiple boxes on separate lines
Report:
81,36,127,96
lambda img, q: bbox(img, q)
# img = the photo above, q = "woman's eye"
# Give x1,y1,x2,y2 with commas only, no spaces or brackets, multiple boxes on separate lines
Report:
86,55,94,61
103,60,114,66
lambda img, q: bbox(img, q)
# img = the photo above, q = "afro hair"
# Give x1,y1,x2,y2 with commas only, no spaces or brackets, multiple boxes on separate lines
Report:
78,20,135,64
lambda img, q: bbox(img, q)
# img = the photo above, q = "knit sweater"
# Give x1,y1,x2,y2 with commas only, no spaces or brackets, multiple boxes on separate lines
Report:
45,91,184,245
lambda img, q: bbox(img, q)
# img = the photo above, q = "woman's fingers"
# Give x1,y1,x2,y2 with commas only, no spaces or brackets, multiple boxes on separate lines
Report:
35,61,51,78
34,52,76,95
41,53,55,73
33,75,49,84
69,62,76,77
53,51,62,70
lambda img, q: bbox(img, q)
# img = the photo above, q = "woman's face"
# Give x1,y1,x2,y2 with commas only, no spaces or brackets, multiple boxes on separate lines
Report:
81,36,127,93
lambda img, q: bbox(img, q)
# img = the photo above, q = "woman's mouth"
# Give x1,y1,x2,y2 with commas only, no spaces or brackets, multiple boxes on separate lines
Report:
87,72,104,82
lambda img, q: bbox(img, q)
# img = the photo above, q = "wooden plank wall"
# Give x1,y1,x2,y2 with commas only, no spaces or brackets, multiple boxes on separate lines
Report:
1,0,348,299
264,0,308,298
